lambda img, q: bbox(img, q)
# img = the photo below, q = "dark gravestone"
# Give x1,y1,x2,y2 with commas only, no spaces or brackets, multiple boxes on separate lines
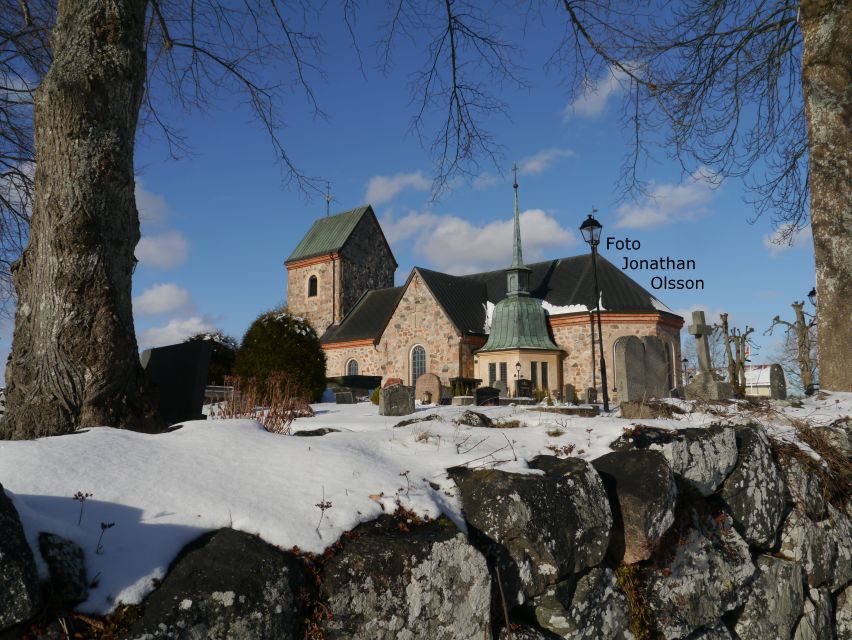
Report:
614,336,646,402
335,391,355,404
516,379,533,398
564,384,576,404
585,387,598,404
769,364,787,400
141,341,212,425
642,336,669,398
379,384,415,416
494,380,508,396
475,387,500,406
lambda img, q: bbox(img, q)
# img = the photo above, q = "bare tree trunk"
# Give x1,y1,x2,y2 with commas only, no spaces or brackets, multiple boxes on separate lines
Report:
800,0,852,392
720,313,737,388
2,0,158,439
791,303,815,394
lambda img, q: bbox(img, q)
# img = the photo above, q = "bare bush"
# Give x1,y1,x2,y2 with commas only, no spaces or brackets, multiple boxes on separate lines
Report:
211,373,314,434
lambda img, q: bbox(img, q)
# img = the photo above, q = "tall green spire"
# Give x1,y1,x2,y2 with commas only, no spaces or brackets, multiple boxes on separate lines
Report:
507,165,531,295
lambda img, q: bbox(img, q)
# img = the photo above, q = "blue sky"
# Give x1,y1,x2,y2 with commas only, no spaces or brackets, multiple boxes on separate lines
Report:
1,4,816,376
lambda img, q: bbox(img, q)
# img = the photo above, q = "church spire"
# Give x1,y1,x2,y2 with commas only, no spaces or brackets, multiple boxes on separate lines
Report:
506,165,531,295
511,164,525,269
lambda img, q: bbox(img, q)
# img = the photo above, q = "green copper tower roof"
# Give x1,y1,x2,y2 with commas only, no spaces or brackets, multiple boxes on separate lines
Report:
479,173,559,353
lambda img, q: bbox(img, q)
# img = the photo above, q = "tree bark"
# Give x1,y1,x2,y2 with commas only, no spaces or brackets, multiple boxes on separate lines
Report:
800,0,852,392
791,303,815,394
2,0,158,439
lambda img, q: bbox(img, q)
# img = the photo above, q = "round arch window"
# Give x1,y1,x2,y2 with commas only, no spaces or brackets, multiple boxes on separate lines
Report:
346,359,358,376
411,345,426,384
308,275,318,297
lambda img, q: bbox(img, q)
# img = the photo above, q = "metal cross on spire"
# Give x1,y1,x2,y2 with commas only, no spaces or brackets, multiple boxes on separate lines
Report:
325,182,333,217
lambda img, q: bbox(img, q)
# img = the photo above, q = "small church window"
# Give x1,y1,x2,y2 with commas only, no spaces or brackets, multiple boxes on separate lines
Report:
411,345,426,384
541,362,549,390
488,363,497,386
499,362,507,382
347,359,358,376
530,362,538,388
308,275,318,297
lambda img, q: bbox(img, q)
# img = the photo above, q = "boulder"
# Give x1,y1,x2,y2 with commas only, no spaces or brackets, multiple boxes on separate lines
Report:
821,421,851,456
38,533,88,604
733,555,804,640
792,587,833,640
128,528,304,640
450,457,611,605
320,515,491,640
823,504,852,590
498,625,557,640
591,449,677,564
647,513,755,640
778,456,827,521
611,425,737,496
718,425,786,548
779,511,836,588
836,584,852,640
532,568,631,639
454,410,493,428
0,483,41,632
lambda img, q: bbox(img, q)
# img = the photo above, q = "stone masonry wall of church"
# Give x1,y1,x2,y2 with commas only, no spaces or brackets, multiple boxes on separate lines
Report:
324,343,382,377
376,272,461,385
287,258,339,333
552,318,681,402
339,214,396,320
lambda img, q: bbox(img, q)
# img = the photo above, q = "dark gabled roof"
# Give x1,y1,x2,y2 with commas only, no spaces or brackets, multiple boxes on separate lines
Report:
320,287,403,344
321,254,680,345
462,254,669,313
416,268,488,335
286,206,370,263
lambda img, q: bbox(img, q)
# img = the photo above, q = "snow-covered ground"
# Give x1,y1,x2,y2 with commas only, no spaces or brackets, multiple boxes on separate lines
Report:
0,393,849,615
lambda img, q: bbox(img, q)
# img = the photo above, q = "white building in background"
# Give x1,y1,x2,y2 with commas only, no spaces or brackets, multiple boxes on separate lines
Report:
744,364,785,397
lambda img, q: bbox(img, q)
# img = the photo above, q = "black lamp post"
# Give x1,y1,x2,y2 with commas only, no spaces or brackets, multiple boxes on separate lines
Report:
579,211,610,412
807,288,816,307
515,361,522,397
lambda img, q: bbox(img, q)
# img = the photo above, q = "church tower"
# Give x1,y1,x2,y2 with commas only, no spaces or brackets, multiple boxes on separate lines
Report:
285,205,396,333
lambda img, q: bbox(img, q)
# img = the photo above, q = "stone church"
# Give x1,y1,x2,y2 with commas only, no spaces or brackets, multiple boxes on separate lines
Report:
285,186,684,402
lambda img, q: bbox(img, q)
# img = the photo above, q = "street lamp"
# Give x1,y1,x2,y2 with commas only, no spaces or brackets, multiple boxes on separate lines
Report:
515,361,522,397
808,288,816,306
579,211,610,412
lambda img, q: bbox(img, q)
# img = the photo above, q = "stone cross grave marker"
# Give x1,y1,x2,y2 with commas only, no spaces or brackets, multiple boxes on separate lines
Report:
684,310,732,401
689,310,715,374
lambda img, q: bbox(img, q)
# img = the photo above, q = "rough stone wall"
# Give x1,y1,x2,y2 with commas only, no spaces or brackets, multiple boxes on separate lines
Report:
286,257,339,334
376,271,462,386
324,343,383,377
339,213,396,319
551,315,681,402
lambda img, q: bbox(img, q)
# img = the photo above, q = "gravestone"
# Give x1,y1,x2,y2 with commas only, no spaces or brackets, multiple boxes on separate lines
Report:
475,387,500,406
379,384,415,416
334,391,355,404
141,341,212,425
414,373,442,405
516,379,533,398
684,310,732,401
585,387,598,404
642,336,669,398
769,364,787,400
614,336,647,402
494,380,508,396
563,384,576,404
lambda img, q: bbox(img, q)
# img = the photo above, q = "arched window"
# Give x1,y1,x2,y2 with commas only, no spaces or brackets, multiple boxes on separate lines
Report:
346,359,359,376
411,345,426,384
308,275,318,297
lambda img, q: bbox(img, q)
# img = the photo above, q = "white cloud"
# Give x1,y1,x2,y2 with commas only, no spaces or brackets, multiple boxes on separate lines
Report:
138,316,217,349
136,230,189,269
136,179,169,227
613,170,717,229
519,148,576,175
472,173,499,189
563,65,629,120
365,171,431,205
763,224,812,256
384,209,577,274
133,283,194,315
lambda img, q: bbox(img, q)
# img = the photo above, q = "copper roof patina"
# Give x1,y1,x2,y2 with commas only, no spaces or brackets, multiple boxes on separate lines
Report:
286,206,371,263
